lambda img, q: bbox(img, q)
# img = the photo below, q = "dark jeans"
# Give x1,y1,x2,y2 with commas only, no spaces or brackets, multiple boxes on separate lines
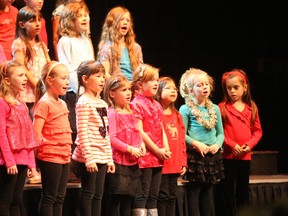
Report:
157,173,178,216
187,181,214,216
0,165,28,216
74,161,107,216
37,159,70,216
133,167,162,209
216,159,250,216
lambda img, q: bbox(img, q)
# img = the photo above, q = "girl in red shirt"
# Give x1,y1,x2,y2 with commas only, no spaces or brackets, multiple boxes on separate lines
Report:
217,69,263,216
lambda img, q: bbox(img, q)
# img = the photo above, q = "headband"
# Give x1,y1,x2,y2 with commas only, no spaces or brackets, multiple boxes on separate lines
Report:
222,71,247,84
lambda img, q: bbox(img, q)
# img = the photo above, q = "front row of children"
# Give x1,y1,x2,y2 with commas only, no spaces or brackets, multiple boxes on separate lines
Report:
0,59,262,216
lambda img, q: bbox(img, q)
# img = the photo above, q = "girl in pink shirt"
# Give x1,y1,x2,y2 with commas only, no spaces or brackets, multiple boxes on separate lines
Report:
0,60,38,215
103,74,145,216
130,64,171,215
217,69,263,216
33,61,72,216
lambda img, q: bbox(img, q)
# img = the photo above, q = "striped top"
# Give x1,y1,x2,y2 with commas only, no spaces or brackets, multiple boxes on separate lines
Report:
72,95,113,166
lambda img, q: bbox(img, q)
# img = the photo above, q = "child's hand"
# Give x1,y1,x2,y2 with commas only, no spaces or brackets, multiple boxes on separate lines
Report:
241,144,250,153
140,143,146,156
180,166,187,176
86,163,98,173
232,144,242,155
194,142,209,157
130,147,144,158
157,148,171,160
27,168,38,178
107,163,115,174
7,165,18,175
209,144,220,154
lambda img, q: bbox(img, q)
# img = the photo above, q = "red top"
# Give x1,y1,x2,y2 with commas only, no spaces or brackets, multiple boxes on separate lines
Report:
162,110,187,174
218,102,263,160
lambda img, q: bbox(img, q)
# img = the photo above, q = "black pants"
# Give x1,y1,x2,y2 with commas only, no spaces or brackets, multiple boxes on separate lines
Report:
0,165,28,216
157,173,178,216
74,161,107,216
37,159,70,216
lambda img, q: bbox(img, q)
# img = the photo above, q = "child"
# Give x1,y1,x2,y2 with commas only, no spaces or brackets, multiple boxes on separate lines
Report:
130,63,171,216
23,0,48,47
97,6,143,81
71,60,115,216
33,61,72,216
179,68,225,216
12,5,50,117
155,76,187,216
57,1,94,142
0,60,38,215
218,69,263,216
103,74,146,216
0,0,18,61
52,0,89,60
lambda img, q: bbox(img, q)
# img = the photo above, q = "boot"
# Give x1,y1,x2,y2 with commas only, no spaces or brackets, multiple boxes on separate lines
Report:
132,208,147,216
147,208,158,216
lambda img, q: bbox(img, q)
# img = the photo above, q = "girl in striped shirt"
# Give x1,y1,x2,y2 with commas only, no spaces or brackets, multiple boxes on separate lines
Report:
72,60,115,216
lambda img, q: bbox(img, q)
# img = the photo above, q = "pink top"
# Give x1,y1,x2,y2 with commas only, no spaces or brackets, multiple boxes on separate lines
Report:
0,5,18,60
162,110,187,174
72,95,113,166
33,95,72,164
108,107,143,165
130,94,164,168
11,38,48,103
218,102,263,160
0,98,37,168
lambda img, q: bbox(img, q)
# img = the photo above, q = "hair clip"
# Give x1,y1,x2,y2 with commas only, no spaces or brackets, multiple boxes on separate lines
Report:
138,65,146,79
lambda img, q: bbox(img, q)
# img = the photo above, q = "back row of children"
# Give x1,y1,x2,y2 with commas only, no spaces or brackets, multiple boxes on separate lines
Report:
0,2,262,216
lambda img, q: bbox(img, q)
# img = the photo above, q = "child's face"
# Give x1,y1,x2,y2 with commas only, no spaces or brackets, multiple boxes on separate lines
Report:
161,80,178,104
25,0,44,11
20,15,41,38
48,65,69,96
225,76,247,103
141,74,159,97
84,71,105,96
5,66,28,94
110,81,131,109
191,74,211,102
118,12,131,37
75,9,89,33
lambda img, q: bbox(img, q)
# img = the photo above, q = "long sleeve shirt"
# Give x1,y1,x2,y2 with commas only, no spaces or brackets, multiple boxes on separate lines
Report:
179,103,224,148
218,102,262,160
72,95,113,166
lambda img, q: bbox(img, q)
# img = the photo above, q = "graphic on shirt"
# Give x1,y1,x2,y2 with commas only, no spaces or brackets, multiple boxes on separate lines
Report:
166,121,178,140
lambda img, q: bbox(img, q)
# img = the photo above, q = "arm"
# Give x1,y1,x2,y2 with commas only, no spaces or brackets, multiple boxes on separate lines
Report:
52,15,60,61
13,51,37,88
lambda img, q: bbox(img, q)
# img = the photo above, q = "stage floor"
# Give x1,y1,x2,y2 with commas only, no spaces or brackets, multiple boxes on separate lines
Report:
249,174,288,184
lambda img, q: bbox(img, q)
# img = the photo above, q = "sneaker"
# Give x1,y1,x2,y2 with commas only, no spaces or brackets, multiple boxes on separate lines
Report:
26,171,41,184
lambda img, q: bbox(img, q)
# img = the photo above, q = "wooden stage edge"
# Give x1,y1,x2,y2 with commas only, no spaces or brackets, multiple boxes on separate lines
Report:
24,174,288,190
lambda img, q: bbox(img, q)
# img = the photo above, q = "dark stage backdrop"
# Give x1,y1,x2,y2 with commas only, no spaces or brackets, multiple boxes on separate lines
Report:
14,0,288,172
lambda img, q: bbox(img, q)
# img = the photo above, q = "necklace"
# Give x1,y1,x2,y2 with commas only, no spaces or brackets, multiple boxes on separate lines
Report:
186,97,217,129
